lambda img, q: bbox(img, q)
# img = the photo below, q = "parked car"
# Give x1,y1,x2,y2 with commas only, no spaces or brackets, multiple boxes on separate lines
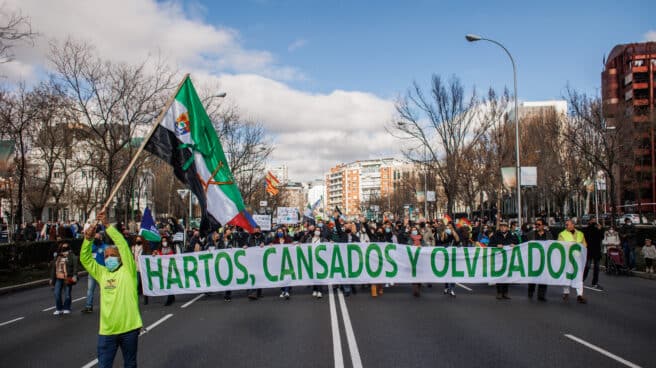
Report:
617,214,649,225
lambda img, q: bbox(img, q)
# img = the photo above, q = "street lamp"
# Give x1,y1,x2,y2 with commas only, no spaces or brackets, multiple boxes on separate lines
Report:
466,33,522,227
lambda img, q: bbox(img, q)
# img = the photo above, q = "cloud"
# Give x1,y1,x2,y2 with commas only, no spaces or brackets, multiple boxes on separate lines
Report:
645,30,656,41
288,38,307,52
3,0,400,182
2,0,303,81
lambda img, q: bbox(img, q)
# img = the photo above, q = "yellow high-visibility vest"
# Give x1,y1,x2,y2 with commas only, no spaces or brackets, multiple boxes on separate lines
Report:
558,229,587,247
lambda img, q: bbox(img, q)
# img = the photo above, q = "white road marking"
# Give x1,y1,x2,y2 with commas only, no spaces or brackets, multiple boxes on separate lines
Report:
328,287,344,368
181,293,205,309
140,313,174,336
456,283,473,291
80,359,98,368
81,314,175,367
42,296,86,312
0,317,24,327
337,289,363,368
583,286,604,292
564,334,642,368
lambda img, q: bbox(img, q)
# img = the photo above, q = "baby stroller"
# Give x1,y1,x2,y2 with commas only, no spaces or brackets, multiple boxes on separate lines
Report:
605,246,630,275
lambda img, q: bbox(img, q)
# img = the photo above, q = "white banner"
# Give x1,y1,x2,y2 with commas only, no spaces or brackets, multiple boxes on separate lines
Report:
139,241,586,296
276,207,298,224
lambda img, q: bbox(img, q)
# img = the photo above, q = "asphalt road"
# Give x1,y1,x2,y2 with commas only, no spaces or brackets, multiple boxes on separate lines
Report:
0,272,654,368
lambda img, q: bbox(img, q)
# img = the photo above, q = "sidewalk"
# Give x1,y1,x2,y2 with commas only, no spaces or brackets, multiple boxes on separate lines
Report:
0,271,89,295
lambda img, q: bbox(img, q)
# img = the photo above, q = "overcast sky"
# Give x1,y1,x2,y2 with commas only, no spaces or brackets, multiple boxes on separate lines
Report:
2,0,654,182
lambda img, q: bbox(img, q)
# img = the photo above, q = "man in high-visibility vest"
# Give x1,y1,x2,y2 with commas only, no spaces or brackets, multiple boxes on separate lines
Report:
558,219,587,304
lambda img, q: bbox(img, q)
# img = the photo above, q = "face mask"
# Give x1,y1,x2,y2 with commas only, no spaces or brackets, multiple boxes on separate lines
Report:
277,232,284,238
411,230,418,236
345,229,351,234
162,242,168,247
385,228,391,233
62,247,70,253
318,223,324,228
314,230,321,236
136,240,142,245
105,256,121,272
446,229,452,235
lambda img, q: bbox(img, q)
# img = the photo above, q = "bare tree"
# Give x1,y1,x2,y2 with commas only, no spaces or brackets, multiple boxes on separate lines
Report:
0,7,35,64
0,83,39,225
391,75,490,215
564,88,635,220
49,39,177,214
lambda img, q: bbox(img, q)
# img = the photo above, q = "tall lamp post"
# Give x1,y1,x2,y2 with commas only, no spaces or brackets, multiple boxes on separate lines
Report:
466,34,522,227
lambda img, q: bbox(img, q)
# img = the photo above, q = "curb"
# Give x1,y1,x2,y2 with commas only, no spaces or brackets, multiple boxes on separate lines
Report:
0,271,89,296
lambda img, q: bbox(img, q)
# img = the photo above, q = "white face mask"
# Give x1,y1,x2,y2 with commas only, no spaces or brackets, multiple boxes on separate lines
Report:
162,242,168,247
314,230,321,236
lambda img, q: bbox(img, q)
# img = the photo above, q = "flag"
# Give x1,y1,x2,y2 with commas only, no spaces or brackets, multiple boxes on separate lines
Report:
144,76,257,234
303,198,321,219
139,207,161,242
442,214,452,225
265,171,280,196
457,217,471,229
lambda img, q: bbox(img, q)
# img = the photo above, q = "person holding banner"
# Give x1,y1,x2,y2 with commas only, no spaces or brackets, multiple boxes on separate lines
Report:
489,222,519,300
273,227,293,299
525,219,553,301
246,227,266,300
558,220,588,304
80,212,142,368
151,236,176,306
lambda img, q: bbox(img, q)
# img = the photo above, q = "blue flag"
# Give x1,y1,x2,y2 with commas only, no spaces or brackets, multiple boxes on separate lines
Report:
139,207,161,242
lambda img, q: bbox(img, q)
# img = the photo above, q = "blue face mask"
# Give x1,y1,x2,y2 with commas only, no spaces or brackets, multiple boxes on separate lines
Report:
385,228,391,233
411,230,418,236
105,256,121,272
277,232,284,238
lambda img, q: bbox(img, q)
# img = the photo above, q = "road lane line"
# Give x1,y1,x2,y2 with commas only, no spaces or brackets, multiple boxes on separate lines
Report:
456,283,473,291
564,334,642,368
181,293,205,309
81,314,175,367
337,289,363,368
42,296,87,312
80,359,98,368
0,317,24,327
328,287,344,368
140,313,174,336
583,286,604,292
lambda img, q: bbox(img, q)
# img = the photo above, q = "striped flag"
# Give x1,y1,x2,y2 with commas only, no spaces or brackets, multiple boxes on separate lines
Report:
144,76,257,233
265,171,280,196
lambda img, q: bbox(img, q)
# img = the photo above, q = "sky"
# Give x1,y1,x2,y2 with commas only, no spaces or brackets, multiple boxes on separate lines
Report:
2,0,655,182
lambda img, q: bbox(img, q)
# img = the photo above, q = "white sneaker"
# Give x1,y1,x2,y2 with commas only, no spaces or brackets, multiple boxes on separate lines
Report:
312,291,318,297
444,288,449,294
284,292,290,299
316,291,322,299
63,310,71,314
53,310,62,316
450,290,456,297
280,292,285,298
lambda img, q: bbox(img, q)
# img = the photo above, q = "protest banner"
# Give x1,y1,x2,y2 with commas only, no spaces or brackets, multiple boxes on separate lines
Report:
252,214,272,231
276,207,298,224
139,241,586,296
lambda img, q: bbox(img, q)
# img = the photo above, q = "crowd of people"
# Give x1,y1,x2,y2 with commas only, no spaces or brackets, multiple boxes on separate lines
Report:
46,211,650,314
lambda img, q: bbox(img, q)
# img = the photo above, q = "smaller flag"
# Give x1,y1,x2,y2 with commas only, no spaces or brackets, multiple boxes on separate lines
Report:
265,171,280,196
139,207,161,242
442,214,452,225
457,217,472,229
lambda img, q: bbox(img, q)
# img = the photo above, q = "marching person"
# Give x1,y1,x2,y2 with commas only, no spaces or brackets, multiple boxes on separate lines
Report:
582,218,604,290
272,227,293,299
558,219,588,304
489,222,519,300
131,235,150,305
50,242,78,315
80,212,142,368
525,219,552,301
440,222,460,297
245,226,266,300
82,233,107,313
151,235,176,306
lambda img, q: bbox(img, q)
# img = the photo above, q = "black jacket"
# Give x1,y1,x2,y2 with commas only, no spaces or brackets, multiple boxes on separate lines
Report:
489,231,520,247
583,225,604,259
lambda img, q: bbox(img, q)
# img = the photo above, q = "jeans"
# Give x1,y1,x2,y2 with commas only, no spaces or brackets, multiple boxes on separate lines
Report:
444,283,455,292
85,276,97,308
97,328,139,368
54,278,72,311
623,242,635,269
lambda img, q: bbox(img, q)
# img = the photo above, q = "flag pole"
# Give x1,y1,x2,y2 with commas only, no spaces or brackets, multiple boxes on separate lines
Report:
100,73,190,214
